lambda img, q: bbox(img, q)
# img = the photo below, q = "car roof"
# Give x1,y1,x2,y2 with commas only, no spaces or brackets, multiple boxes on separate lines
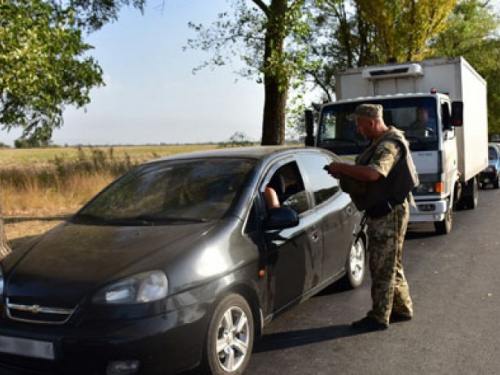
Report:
146,146,327,164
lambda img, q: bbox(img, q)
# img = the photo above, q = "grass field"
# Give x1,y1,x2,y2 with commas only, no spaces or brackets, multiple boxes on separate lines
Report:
0,144,220,168
1,144,222,248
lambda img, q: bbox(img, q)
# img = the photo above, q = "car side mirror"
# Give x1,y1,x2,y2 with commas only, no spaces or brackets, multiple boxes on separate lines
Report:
265,207,299,230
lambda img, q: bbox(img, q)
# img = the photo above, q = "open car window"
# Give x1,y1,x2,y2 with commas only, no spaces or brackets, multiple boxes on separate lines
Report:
263,161,309,214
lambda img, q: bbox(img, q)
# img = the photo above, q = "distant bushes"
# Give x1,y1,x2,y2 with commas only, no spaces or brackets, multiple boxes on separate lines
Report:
218,132,254,147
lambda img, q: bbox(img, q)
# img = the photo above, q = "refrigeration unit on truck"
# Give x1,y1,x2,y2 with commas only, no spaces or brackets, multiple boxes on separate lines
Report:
305,56,488,235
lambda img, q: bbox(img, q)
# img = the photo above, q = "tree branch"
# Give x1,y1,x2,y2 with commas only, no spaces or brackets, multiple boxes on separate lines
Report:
305,69,333,102
252,0,270,17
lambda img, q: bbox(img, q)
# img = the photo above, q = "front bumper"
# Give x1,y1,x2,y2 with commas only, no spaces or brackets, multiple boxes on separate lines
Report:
0,302,210,375
409,199,448,222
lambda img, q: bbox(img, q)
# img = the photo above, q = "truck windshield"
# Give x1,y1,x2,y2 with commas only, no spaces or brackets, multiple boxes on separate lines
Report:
318,96,439,155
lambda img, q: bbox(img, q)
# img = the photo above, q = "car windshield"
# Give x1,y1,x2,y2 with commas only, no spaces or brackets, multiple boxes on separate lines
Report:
73,158,256,225
489,147,499,160
319,96,440,154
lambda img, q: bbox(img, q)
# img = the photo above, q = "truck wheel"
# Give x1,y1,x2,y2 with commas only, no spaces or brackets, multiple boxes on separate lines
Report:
434,204,452,235
457,177,478,210
468,177,479,209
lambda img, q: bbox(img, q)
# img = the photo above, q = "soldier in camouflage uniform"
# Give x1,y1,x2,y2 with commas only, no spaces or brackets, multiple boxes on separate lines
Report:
326,104,416,331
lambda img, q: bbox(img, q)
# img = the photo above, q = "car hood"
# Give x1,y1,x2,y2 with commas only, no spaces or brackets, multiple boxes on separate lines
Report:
3,221,217,307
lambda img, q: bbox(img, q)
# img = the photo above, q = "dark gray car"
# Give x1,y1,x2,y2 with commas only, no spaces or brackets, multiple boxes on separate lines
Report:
0,146,366,375
479,144,500,189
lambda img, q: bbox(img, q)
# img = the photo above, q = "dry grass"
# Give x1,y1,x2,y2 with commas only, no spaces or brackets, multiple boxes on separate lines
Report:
0,144,220,168
2,173,113,216
1,144,223,248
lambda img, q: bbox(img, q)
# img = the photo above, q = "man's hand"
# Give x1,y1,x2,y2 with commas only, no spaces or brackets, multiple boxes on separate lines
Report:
325,163,342,179
326,162,382,182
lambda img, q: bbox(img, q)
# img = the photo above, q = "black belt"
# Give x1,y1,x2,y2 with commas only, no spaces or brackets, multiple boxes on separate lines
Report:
365,198,405,218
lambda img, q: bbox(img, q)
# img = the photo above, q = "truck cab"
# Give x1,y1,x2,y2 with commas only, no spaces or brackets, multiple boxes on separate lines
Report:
313,93,460,234
307,57,488,235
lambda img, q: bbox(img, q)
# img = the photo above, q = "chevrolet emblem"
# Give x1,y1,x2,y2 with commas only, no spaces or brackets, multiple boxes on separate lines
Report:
28,305,43,314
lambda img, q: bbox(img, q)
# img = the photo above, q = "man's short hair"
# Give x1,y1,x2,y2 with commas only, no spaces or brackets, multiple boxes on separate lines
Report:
348,104,383,120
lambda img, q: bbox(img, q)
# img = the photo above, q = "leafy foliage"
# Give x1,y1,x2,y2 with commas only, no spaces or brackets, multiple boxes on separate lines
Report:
67,0,145,31
296,0,378,103
0,0,103,140
431,0,500,135
355,0,457,62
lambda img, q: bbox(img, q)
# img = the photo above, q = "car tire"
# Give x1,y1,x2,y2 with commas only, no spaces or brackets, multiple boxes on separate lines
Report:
494,175,500,189
204,294,254,375
344,236,366,289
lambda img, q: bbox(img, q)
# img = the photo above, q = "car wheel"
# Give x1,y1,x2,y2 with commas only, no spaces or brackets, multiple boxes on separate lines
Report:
344,236,366,289
494,175,500,189
204,294,254,375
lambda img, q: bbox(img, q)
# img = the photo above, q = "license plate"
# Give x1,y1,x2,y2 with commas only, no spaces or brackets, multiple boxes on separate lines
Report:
0,335,55,360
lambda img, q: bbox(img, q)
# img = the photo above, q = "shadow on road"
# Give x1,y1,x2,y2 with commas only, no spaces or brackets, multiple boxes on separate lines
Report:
406,223,438,240
254,324,359,353
179,324,365,375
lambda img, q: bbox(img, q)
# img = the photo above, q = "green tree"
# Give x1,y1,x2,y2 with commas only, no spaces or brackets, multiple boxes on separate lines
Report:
68,0,145,31
354,0,458,62
291,0,456,114
431,0,500,135
186,0,314,145
0,0,144,258
224,131,253,147
299,0,378,103
0,0,102,141
290,0,499,137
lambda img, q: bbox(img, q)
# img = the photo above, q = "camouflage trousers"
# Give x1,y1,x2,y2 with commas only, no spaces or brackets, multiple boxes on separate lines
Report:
366,201,413,325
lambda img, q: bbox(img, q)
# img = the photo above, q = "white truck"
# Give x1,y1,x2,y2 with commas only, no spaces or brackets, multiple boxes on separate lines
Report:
305,56,488,234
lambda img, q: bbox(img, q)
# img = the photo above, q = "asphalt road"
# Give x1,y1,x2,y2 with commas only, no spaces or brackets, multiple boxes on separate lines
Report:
245,187,500,375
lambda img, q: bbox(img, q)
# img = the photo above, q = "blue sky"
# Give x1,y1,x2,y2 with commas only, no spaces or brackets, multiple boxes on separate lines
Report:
3,0,265,146
5,1,498,146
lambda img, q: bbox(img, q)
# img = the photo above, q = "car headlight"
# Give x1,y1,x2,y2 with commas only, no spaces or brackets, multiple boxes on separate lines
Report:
92,270,168,305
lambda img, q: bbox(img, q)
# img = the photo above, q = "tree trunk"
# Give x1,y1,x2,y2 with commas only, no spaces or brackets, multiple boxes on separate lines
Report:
0,189,12,259
259,0,288,146
261,78,288,145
